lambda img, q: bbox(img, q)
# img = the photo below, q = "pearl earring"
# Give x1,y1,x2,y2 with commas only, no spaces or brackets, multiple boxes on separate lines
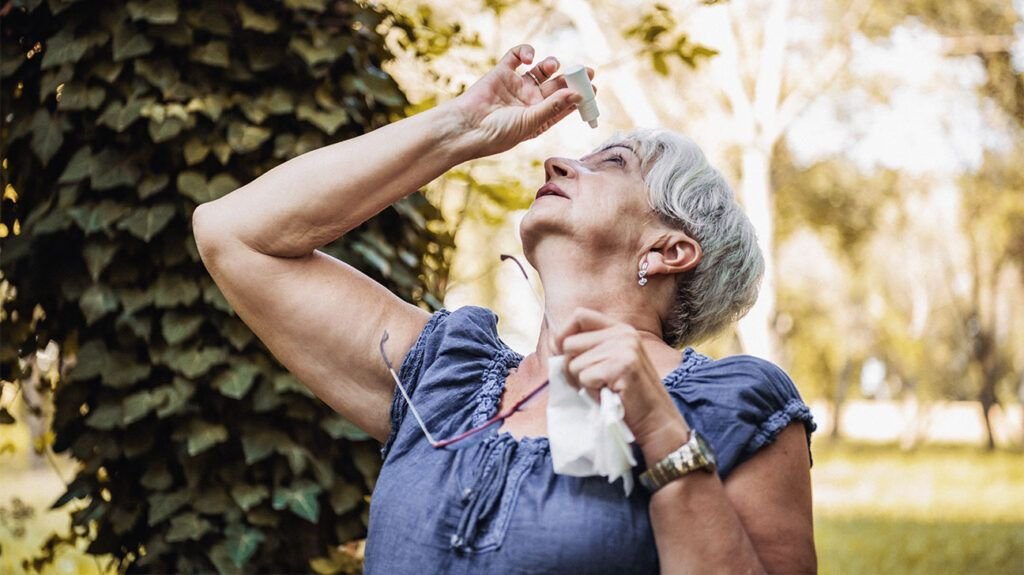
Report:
638,260,649,286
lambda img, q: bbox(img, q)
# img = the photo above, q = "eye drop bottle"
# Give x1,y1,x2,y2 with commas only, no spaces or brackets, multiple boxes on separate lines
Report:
563,64,600,128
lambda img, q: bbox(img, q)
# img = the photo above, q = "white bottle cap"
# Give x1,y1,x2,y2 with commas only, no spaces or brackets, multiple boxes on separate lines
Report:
563,64,600,129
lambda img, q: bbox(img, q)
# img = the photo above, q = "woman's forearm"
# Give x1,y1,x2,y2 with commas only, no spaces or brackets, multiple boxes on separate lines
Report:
194,101,473,258
648,473,765,574
641,429,766,574
642,422,817,574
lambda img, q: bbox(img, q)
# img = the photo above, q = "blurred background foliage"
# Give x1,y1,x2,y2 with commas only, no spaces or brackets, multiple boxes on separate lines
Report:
1,0,1022,573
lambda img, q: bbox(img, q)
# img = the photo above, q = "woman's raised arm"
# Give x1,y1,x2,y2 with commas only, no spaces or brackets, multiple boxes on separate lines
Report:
191,45,586,442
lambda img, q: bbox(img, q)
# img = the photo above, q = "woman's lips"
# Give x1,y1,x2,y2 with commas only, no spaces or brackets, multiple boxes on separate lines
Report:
535,183,569,199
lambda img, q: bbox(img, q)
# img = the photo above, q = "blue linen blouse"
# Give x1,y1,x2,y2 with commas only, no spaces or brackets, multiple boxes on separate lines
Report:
365,305,816,574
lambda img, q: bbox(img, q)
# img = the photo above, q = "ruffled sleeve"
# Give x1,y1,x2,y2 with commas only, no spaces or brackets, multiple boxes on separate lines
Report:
380,305,510,460
663,353,816,479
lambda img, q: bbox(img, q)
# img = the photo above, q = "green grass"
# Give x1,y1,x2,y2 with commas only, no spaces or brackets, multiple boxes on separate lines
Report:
817,516,1023,574
811,441,1024,574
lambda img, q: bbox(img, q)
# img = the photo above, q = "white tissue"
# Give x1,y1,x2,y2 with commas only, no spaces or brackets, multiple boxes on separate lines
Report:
546,355,637,496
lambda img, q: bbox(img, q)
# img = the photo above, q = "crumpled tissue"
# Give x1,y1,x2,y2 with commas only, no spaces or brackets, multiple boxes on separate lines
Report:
546,355,638,496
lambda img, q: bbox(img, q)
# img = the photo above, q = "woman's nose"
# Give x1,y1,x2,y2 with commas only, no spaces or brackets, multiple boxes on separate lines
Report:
544,157,577,182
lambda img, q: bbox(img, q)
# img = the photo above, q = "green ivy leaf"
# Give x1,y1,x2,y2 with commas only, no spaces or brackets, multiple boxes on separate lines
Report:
238,3,280,33
272,480,321,523
154,377,196,418
284,0,327,13
212,362,260,400
273,372,314,398
112,19,155,61
127,0,180,24
140,462,174,490
122,389,161,425
109,505,141,535
192,41,230,68
148,489,190,525
149,116,185,143
185,94,227,122
174,419,229,456
139,174,170,199
98,96,152,133
30,108,66,166
105,350,153,387
208,173,240,200
116,311,152,344
177,171,208,203
40,28,92,70
91,60,125,83
69,200,130,235
80,283,119,325
57,81,106,111
240,427,291,465
71,339,107,380
296,104,348,135
226,522,266,567
91,149,142,190
184,137,210,165
195,485,233,514
245,44,284,72
221,317,254,351
352,443,382,490
58,146,93,184
166,512,213,542
117,203,177,242
202,280,234,314
82,240,119,281
320,416,369,441
161,310,204,345
119,287,154,314
161,345,227,378
229,484,269,512
226,122,271,153
329,482,362,515
153,272,201,307
85,402,123,430
288,36,340,68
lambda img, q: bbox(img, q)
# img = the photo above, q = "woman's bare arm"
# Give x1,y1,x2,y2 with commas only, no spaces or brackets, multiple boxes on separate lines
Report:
192,102,471,442
646,423,816,574
192,45,586,442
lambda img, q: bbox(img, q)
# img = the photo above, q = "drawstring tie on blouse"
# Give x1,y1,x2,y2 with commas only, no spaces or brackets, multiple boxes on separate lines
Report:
450,438,516,551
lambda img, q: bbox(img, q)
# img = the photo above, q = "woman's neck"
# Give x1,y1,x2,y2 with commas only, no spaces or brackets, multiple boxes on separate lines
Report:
517,250,669,377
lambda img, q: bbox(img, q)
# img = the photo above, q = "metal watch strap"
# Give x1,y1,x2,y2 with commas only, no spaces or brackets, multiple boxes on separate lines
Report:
639,430,717,492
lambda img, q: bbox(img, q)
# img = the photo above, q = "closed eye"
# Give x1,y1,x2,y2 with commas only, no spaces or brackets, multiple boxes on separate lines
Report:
604,154,625,166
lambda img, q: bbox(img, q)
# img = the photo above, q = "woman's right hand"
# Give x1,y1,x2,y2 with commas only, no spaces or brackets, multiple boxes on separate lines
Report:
448,44,595,158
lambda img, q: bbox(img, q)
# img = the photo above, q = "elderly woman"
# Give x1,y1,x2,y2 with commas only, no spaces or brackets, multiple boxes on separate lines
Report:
194,45,817,574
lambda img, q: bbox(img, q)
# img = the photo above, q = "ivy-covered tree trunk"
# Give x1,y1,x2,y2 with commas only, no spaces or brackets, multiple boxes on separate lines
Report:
1,0,454,572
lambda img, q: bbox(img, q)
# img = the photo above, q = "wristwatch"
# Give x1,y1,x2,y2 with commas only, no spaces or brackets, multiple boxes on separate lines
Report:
639,429,717,492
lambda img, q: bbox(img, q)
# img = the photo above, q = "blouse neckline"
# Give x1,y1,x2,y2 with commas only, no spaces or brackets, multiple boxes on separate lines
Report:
475,329,705,452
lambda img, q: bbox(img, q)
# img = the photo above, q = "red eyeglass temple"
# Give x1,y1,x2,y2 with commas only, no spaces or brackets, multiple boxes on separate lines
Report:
429,378,550,448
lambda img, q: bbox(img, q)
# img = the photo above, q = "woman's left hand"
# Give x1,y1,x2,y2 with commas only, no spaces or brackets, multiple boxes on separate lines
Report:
554,308,691,455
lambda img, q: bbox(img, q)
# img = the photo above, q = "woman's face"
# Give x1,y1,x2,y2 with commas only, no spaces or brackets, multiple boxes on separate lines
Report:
521,140,658,257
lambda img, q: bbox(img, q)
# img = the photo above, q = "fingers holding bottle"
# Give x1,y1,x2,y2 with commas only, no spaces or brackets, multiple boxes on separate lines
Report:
450,44,599,157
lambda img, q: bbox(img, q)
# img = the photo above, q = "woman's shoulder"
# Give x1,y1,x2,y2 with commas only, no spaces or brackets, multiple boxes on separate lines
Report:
665,350,816,477
672,351,804,407
411,304,504,352
397,305,510,379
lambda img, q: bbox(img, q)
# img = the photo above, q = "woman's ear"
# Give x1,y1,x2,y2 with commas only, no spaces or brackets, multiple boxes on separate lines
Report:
645,232,702,277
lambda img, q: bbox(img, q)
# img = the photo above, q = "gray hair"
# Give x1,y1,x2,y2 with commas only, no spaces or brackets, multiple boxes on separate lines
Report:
599,128,764,347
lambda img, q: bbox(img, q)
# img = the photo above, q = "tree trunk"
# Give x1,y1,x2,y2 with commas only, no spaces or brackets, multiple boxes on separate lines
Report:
736,145,778,361
830,358,852,440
